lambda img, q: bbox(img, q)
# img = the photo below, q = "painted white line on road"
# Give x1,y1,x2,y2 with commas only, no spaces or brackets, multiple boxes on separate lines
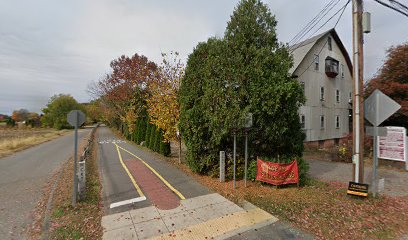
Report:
109,196,147,209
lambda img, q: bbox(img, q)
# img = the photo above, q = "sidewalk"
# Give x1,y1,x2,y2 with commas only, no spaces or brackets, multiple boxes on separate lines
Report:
306,158,408,197
102,193,278,240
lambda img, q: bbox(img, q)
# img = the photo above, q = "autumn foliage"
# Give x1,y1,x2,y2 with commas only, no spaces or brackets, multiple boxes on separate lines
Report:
365,43,408,128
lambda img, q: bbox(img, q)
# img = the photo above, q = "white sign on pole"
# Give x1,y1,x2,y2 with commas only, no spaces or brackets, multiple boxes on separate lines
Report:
378,126,407,162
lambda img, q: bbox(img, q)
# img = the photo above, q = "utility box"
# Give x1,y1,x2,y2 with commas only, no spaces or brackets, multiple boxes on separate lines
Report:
363,12,371,33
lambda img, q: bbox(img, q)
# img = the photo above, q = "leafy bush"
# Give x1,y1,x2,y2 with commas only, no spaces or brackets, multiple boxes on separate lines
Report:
180,0,305,175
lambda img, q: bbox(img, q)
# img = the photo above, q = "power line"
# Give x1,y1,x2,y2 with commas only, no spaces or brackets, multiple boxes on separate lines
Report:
374,0,408,18
289,0,349,53
289,0,337,45
292,0,341,47
289,0,340,46
389,0,408,12
294,1,350,79
308,0,351,39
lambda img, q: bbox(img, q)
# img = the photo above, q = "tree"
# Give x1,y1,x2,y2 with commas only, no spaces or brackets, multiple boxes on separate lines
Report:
88,54,158,128
147,52,183,141
365,43,408,128
41,94,84,129
147,52,184,161
11,109,29,122
84,100,103,123
180,0,306,181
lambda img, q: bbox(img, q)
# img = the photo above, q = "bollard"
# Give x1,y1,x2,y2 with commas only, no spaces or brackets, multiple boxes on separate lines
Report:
220,151,225,182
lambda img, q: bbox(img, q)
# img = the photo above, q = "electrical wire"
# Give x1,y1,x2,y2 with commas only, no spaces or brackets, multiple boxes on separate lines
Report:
291,0,341,47
374,0,408,17
294,0,350,79
308,0,351,40
289,0,337,45
290,0,350,53
389,0,408,12
289,0,341,46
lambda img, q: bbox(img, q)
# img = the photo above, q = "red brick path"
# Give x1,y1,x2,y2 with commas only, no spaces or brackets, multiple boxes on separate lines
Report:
124,159,180,210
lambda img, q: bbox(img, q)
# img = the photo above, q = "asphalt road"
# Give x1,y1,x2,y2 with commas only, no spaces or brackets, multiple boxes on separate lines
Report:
97,126,210,215
0,128,91,239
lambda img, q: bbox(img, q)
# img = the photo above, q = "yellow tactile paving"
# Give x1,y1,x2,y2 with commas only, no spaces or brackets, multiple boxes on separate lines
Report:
150,208,278,240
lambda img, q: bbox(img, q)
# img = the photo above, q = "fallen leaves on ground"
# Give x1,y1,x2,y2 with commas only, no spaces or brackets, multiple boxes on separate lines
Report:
166,156,408,240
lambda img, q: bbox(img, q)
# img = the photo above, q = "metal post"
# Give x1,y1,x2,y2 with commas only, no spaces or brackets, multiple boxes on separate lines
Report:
372,93,380,197
233,131,236,189
372,127,378,197
220,151,225,182
352,0,365,183
244,130,248,187
72,112,78,207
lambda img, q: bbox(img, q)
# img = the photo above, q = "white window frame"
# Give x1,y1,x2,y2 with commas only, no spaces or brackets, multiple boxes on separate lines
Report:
336,89,340,103
314,54,319,71
300,114,305,129
335,115,340,129
320,115,325,129
320,86,325,101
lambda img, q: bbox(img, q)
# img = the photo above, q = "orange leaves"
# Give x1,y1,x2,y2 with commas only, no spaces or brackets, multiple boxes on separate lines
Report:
147,52,184,141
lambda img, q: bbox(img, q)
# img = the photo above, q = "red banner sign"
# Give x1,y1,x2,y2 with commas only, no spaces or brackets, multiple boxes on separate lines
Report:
256,158,299,185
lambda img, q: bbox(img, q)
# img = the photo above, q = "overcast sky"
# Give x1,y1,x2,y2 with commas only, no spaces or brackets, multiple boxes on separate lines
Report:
0,0,407,115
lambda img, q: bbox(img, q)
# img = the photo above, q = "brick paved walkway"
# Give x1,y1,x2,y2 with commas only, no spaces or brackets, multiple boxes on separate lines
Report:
124,159,180,210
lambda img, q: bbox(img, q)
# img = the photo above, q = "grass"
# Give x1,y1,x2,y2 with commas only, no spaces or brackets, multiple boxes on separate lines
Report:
0,128,70,158
47,132,103,240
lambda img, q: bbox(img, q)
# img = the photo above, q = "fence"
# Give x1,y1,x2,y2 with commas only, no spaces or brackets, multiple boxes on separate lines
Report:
77,124,99,200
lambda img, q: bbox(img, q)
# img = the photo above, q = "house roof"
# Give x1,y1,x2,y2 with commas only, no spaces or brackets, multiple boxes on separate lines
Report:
289,28,352,76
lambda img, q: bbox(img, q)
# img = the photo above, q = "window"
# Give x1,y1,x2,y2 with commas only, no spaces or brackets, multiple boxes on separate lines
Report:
335,115,340,129
336,89,340,103
349,92,352,103
320,87,325,101
341,64,344,78
314,54,319,71
320,115,325,129
300,81,305,92
300,114,305,129
328,37,332,51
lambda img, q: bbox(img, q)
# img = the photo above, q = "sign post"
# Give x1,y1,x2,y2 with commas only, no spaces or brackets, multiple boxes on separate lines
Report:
219,151,225,182
364,90,400,197
243,113,252,187
67,110,86,207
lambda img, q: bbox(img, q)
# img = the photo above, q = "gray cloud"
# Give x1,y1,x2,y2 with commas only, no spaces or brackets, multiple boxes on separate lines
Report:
1,0,406,115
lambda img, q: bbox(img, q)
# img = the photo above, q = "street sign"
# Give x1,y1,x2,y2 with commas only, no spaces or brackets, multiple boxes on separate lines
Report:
67,110,86,127
365,126,387,136
67,110,86,207
364,90,401,197
364,89,401,127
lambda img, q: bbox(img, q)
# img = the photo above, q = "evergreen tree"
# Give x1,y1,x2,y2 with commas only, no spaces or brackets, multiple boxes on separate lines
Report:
180,0,306,181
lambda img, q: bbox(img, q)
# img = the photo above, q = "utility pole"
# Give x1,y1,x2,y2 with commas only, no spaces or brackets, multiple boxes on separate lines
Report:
352,0,365,183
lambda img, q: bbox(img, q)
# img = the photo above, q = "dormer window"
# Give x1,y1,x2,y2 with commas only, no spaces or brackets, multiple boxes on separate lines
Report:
328,37,332,51
325,57,339,78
